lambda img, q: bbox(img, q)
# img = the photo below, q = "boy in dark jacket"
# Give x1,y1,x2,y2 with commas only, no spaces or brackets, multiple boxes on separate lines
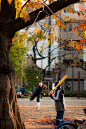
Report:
30,81,46,108
21,86,25,95
49,81,65,119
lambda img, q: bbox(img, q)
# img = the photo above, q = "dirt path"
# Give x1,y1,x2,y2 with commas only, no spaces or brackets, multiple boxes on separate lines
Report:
18,97,86,129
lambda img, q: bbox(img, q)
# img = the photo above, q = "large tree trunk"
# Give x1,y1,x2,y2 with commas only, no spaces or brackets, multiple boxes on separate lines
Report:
0,34,25,129
0,1,25,128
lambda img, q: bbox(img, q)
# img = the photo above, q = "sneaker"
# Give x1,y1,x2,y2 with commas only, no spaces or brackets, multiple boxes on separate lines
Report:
36,107,40,109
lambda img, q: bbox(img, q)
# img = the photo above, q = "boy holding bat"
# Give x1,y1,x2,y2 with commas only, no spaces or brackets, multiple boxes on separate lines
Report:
30,81,47,108
49,81,66,120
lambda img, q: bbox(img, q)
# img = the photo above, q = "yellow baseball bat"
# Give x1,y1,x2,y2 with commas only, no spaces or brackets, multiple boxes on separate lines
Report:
52,75,68,91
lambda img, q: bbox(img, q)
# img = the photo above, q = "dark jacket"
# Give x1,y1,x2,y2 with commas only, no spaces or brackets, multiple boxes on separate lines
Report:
50,89,65,112
35,85,44,94
30,85,45,100
21,87,25,94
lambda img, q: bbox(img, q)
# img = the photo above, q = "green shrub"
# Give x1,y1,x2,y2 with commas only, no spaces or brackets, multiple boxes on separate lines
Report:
25,88,29,94
80,91,86,97
64,90,86,97
15,86,18,89
44,89,49,97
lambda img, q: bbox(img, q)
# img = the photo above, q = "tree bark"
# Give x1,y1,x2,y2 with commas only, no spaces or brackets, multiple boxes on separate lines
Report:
0,1,25,128
0,32,25,129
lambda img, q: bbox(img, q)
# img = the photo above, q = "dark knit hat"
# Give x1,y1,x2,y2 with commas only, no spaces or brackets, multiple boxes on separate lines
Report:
55,81,60,91
55,81,59,86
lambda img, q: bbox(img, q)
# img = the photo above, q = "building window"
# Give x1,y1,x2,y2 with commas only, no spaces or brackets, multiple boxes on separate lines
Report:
63,40,70,51
74,23,78,29
64,23,72,32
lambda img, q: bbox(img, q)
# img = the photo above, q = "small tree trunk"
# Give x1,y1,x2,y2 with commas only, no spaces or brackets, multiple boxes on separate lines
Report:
0,34,25,129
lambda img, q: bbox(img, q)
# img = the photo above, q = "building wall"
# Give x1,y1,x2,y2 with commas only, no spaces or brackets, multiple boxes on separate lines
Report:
59,2,86,91
66,79,84,91
60,2,86,41
66,68,86,79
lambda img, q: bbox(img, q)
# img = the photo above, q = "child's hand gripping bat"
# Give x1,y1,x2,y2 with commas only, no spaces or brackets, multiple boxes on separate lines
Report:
48,75,68,96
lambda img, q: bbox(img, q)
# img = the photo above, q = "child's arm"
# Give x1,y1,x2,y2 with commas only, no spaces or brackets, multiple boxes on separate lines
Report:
52,89,64,100
48,90,53,96
42,85,47,90
48,91,54,100
41,92,45,96
52,90,60,100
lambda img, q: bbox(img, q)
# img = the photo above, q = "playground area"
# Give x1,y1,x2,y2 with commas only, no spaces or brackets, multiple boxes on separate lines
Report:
18,97,86,129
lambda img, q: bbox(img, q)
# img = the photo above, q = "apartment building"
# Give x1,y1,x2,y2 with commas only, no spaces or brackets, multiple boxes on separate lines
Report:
59,2,86,91
26,2,86,91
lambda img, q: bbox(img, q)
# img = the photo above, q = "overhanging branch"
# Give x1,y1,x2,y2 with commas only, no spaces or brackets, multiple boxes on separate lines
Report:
9,0,79,35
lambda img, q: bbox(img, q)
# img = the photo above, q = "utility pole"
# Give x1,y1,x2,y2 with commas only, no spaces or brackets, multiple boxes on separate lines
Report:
21,60,23,87
41,50,43,81
33,46,36,64
48,1,51,71
78,71,80,99
72,52,74,91
58,10,61,80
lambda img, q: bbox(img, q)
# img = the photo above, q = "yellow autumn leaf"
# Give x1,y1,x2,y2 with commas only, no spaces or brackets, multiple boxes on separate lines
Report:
39,0,42,4
82,46,84,51
47,41,50,46
64,16,67,19
54,30,57,34
35,28,38,32
12,38,14,43
39,39,41,42
32,0,35,2
75,31,78,35
7,0,12,4
40,46,44,52
55,12,58,15
55,36,57,40
44,23,47,28
49,25,52,29
52,40,54,45
68,16,70,20
53,15,56,19
72,41,74,47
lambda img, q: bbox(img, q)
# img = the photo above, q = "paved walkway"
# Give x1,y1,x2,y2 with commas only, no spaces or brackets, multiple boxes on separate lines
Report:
18,97,86,129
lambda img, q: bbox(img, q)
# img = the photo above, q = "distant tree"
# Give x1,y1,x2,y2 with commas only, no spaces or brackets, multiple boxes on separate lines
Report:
9,31,29,80
26,65,41,92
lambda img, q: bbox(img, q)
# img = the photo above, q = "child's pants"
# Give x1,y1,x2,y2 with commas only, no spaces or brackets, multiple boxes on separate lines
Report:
56,111,64,119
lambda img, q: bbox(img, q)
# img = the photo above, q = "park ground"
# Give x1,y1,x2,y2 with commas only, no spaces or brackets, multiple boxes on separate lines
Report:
18,97,86,129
